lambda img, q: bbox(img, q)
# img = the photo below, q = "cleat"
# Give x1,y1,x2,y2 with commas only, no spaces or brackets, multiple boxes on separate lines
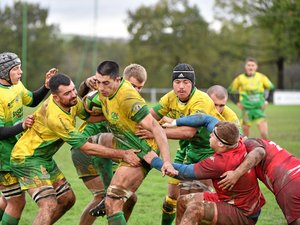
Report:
89,197,106,217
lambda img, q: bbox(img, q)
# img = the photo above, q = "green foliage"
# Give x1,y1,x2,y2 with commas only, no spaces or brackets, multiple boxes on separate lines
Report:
18,104,300,225
59,36,131,87
127,0,218,88
1,1,300,90
214,0,300,89
0,2,64,89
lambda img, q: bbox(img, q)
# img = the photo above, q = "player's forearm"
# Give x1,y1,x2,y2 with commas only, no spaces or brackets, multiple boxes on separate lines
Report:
31,85,49,107
235,147,265,177
176,114,219,133
80,142,125,159
0,123,24,140
153,125,171,163
164,126,196,139
150,157,196,180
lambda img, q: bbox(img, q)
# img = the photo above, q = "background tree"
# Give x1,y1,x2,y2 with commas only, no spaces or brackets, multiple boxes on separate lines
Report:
126,0,218,89
214,0,300,89
0,2,64,89
0,2,131,89
1,0,299,91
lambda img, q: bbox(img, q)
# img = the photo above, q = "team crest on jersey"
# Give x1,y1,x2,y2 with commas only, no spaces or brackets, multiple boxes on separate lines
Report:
111,112,119,120
132,102,142,115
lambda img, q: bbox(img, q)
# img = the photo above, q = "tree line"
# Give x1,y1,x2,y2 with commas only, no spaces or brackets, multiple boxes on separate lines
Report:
1,0,299,92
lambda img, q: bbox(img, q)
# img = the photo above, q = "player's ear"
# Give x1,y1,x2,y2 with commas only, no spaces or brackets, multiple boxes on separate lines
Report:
217,141,224,148
52,94,60,102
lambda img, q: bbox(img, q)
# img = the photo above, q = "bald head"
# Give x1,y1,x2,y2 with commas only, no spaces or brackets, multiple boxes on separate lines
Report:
207,85,228,114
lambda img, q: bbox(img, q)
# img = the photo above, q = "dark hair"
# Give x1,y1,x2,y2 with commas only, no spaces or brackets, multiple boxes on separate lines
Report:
97,61,119,79
49,73,71,93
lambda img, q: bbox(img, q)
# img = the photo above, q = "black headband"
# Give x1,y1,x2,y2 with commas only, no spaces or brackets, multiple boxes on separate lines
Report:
172,70,195,85
213,128,236,146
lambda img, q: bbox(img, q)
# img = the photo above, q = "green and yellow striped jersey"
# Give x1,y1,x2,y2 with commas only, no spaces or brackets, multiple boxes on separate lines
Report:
11,95,89,164
152,88,226,162
228,72,275,109
85,79,158,153
0,82,33,170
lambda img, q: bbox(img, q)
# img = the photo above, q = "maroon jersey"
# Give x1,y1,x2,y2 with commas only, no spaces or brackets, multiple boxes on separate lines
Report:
244,138,300,223
194,139,265,216
244,138,300,195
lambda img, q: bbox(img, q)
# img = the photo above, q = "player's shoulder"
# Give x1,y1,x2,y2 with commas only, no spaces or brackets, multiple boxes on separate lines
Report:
254,72,270,79
193,88,210,98
192,89,214,105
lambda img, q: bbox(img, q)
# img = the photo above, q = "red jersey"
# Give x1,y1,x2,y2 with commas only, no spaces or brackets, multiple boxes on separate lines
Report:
244,138,300,195
193,139,265,216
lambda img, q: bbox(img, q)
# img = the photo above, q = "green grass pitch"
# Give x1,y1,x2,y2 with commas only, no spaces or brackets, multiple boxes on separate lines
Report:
18,103,300,225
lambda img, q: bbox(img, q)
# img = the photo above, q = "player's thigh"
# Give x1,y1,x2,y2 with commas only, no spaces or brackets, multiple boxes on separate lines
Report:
82,175,105,191
178,192,204,207
276,177,300,224
110,165,145,192
215,202,255,225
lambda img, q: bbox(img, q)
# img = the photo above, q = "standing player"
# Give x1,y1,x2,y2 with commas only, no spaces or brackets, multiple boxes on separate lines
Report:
88,63,148,220
0,52,57,225
136,63,224,225
218,138,300,225
72,63,148,224
85,60,176,225
10,73,141,225
228,57,274,139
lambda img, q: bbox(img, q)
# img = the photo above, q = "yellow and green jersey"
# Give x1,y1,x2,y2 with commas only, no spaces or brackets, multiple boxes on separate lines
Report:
228,72,275,109
152,88,225,163
85,79,157,155
0,82,33,170
221,105,241,130
11,95,89,164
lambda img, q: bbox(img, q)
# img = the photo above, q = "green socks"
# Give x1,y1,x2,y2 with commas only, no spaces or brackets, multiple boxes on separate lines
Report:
2,213,19,225
107,211,126,225
161,196,177,225
161,212,176,225
0,208,4,221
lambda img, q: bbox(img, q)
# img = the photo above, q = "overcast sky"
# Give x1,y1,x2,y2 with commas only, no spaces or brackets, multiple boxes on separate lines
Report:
1,0,218,38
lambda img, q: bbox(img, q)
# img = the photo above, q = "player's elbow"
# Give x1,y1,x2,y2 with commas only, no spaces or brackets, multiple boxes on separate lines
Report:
181,127,197,139
256,147,266,159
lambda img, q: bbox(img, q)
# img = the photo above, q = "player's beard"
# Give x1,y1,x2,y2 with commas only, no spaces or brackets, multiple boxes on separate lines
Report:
66,98,78,107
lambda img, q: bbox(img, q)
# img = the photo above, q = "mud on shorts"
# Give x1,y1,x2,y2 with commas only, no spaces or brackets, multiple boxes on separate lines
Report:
204,192,259,225
0,171,19,186
10,158,65,190
71,147,98,178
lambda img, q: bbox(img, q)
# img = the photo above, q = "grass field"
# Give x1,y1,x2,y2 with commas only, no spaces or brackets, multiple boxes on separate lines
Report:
18,103,300,225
